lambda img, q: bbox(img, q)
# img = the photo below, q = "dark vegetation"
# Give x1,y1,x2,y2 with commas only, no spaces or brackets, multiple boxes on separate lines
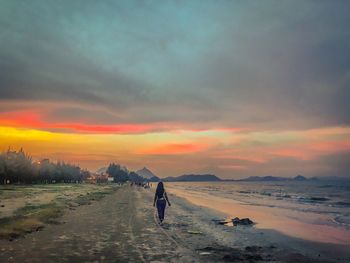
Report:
106,163,145,183
0,148,90,184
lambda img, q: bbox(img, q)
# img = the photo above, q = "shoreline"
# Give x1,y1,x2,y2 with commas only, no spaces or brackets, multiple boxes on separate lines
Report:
168,184,350,246
166,185,350,262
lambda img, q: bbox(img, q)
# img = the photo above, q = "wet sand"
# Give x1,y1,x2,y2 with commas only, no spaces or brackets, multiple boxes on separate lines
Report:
0,185,349,262
166,186,350,245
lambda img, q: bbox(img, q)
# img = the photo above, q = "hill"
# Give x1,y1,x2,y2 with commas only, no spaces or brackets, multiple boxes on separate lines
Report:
136,167,160,182
163,174,221,182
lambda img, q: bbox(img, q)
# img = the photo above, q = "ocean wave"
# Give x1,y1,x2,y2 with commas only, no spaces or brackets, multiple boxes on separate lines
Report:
333,201,350,207
318,185,334,188
297,196,330,203
309,197,330,201
333,215,350,228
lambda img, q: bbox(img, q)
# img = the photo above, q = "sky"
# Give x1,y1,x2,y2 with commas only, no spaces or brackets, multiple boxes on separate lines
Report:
0,0,349,178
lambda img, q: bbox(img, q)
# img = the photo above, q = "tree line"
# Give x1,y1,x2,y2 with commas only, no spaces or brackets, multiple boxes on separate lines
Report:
0,148,90,184
106,163,145,183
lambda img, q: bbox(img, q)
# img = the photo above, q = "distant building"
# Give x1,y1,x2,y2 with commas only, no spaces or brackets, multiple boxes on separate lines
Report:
107,177,114,182
86,173,109,184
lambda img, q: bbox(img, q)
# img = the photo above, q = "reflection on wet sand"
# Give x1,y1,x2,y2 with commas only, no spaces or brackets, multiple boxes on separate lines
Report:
167,186,350,245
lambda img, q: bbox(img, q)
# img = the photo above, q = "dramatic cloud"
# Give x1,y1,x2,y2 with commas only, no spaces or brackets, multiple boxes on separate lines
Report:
0,1,349,177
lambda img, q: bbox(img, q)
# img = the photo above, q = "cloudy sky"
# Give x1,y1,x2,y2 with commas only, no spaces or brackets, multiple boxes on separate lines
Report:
0,0,349,178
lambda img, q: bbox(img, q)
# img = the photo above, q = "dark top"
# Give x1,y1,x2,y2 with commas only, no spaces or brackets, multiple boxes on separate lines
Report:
154,188,170,206
156,190,164,199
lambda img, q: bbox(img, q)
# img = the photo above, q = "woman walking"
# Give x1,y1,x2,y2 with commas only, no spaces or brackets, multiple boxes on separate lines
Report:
153,182,171,224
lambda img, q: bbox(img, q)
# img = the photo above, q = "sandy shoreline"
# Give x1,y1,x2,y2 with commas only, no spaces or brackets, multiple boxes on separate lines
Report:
166,182,350,246
167,188,350,263
0,185,349,262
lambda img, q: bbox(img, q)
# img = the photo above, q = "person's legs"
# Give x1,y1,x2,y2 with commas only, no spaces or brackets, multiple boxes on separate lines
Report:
160,200,166,221
156,200,162,221
156,199,166,222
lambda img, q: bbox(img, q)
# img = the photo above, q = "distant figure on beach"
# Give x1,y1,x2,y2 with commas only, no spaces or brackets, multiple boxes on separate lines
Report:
153,182,171,224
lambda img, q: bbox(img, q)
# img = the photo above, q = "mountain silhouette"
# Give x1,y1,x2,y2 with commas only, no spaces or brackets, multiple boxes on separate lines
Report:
136,167,159,181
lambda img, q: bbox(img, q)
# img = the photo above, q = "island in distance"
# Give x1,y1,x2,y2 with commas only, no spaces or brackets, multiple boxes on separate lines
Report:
163,174,221,182
161,174,312,182
147,173,349,182
98,165,348,183
135,168,220,182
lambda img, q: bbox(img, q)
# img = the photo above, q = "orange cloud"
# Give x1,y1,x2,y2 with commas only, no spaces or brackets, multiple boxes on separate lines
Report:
52,123,155,133
308,140,350,152
267,140,350,160
185,127,242,133
211,153,266,163
0,111,160,134
269,148,311,160
0,110,243,134
0,111,43,127
137,143,208,155
218,165,247,170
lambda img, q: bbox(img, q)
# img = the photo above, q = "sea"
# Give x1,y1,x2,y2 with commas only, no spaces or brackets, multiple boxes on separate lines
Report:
166,180,350,245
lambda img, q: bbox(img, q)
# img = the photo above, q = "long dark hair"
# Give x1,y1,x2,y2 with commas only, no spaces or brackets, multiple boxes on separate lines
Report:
156,181,164,196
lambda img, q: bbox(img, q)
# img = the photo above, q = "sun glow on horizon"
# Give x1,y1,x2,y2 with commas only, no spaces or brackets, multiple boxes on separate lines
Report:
1,124,349,178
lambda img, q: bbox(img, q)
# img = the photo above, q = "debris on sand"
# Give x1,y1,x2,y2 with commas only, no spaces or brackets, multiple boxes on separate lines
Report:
213,217,254,226
232,217,254,226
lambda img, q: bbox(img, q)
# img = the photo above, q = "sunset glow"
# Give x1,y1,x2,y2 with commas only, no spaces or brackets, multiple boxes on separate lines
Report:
1,1,349,179
0,123,349,178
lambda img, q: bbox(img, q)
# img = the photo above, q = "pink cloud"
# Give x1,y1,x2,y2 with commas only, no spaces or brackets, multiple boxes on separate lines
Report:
137,143,208,155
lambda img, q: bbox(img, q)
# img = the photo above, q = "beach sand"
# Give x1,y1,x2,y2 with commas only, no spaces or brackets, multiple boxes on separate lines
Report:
0,185,348,262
